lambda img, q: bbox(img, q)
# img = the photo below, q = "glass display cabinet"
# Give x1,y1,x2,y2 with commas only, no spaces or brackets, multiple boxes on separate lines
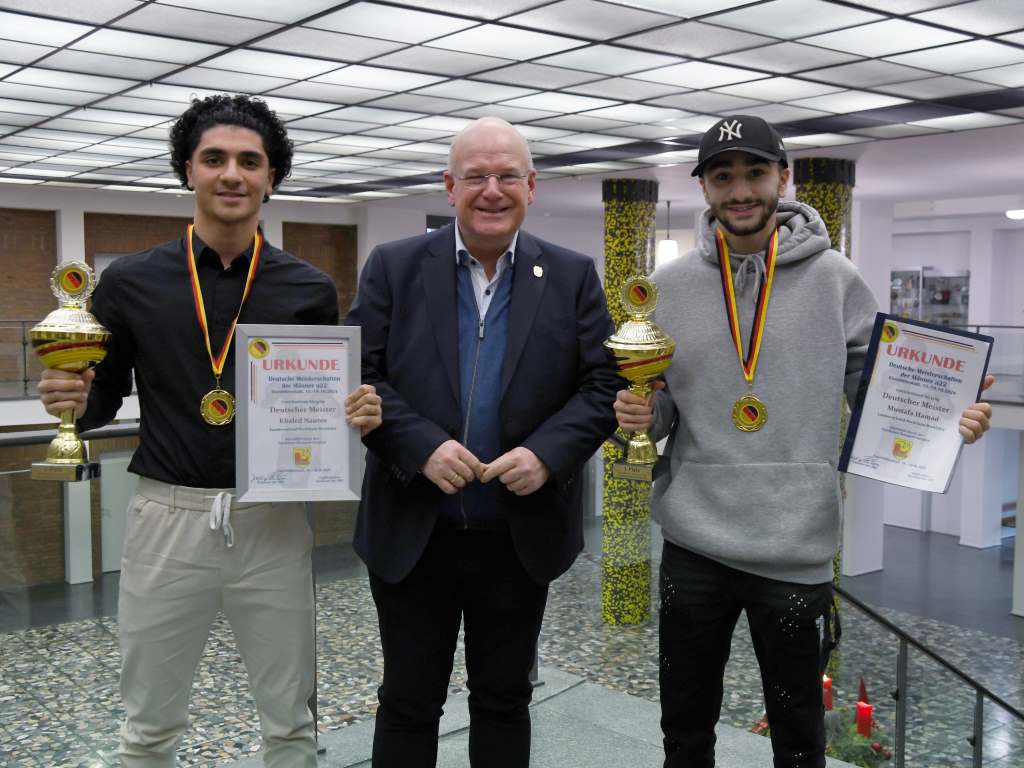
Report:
890,267,969,326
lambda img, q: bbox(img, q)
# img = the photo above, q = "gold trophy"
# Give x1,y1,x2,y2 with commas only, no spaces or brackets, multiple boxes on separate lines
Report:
30,262,110,481
605,275,676,482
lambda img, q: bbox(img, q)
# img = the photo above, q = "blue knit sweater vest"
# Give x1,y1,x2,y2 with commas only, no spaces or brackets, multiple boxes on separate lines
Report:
452,260,512,523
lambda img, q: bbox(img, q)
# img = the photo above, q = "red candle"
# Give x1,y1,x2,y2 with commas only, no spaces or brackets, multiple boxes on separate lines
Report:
856,701,873,738
822,675,833,711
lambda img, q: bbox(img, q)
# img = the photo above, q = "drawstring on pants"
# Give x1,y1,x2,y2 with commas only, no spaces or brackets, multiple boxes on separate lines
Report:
209,491,235,548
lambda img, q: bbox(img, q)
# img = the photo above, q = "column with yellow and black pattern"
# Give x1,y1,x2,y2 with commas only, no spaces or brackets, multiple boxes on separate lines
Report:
600,178,658,625
794,157,856,677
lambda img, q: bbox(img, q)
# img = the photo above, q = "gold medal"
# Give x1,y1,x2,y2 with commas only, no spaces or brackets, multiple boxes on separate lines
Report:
732,393,767,432
200,389,236,426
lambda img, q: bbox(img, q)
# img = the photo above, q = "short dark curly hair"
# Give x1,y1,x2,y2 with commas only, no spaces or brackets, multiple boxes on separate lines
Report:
168,94,293,195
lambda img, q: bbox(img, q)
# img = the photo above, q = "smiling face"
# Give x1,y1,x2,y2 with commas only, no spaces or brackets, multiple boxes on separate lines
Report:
444,118,535,261
700,150,789,251
185,124,275,232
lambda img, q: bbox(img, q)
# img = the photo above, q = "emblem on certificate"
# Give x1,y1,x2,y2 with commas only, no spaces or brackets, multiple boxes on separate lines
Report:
30,262,111,481
604,275,676,482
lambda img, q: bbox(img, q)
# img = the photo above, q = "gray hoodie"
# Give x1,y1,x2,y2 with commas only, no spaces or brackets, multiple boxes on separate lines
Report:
649,201,877,584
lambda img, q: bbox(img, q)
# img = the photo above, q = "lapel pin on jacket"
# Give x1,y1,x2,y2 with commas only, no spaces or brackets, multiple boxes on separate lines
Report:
533,264,543,278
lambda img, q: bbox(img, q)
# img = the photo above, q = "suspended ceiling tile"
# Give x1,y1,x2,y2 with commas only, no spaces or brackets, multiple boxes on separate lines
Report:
621,21,773,58
961,62,1024,88
38,50,177,80
631,61,768,89
567,76,686,100
9,67,137,94
367,47,514,77
320,106,426,124
72,29,225,63
0,82,99,106
149,0,342,25
910,112,1019,130
712,41,861,74
472,63,599,88
1001,32,1024,45
995,106,1024,118
514,125,573,140
206,50,340,79
0,97,68,117
706,0,882,38
499,92,619,113
801,60,935,88
96,96,189,116
914,0,1024,36
537,45,679,77
413,80,538,103
453,104,562,122
596,124,683,139
581,103,691,123
407,0,550,19
714,76,842,101
113,4,280,44
362,126,457,141
877,76,1002,99
783,132,867,146
0,0,140,23
62,107,169,126
253,28,404,62
264,82,390,105
0,39,56,64
886,40,1024,73
603,0,751,15
309,2,477,44
0,9,91,45
368,94,480,114
848,0,961,10
737,103,832,123
552,132,637,148
401,116,474,132
257,96,338,117
428,25,585,59
647,91,765,112
802,19,969,58
504,0,676,39
528,114,633,131
664,115,721,132
313,65,444,92
160,67,292,93
787,90,909,113
849,123,945,138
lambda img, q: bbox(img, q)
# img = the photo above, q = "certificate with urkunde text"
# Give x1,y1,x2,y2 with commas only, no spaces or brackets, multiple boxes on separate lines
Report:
839,314,992,493
235,324,362,502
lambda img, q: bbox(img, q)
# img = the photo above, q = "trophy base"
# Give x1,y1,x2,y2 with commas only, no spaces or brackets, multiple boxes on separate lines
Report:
611,457,668,483
31,461,101,482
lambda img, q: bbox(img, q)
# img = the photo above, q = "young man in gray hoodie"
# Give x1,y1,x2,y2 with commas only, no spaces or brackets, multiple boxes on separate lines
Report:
614,115,993,768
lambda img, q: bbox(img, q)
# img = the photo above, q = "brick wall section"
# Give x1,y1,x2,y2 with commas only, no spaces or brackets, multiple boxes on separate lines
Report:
0,443,63,585
282,222,358,317
83,212,191,269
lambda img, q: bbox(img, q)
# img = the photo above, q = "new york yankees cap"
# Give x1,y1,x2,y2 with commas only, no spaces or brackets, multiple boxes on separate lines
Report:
691,115,788,177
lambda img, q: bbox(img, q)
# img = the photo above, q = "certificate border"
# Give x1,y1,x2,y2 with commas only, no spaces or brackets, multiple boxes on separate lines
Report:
838,312,993,482
235,324,362,502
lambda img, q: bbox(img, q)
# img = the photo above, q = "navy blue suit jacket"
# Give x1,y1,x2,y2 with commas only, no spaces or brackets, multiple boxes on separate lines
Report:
346,224,620,584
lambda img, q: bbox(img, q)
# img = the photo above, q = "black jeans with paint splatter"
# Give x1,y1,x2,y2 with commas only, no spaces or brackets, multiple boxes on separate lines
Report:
659,540,832,768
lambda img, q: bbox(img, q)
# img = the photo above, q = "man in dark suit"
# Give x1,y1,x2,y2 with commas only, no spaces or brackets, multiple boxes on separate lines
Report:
345,116,620,767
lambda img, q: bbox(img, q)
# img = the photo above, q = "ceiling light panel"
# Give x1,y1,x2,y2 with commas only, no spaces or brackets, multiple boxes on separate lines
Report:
62,108,169,127
0,112,50,127
962,63,1024,88
598,124,681,139
500,92,619,113
914,0,1024,35
632,61,768,88
910,112,1019,130
310,2,476,44
474,63,600,88
551,133,638,148
429,25,584,59
0,10,91,45
41,118,141,135
715,76,841,101
113,4,280,44
581,104,690,122
455,105,562,122
537,45,679,77
803,20,968,58
802,60,933,88
739,103,831,122
321,106,425,124
514,125,573,140
850,123,944,138
39,50,180,79
267,82,391,104
0,83,97,106
0,40,54,65
258,96,337,117
402,116,474,132
707,0,882,38
886,40,1024,73
363,126,456,141
1001,32,1024,46
95,97,188,116
161,67,292,93
568,77,684,100
877,76,1000,99
529,114,631,131
206,50,340,79
783,132,866,146
313,65,444,92
788,90,909,112
414,80,538,103
848,0,962,11
0,98,68,117
253,28,404,62
149,0,342,24
504,0,675,39
9,68,137,94
369,95,479,114
72,29,225,63
713,42,861,74
649,91,764,112
621,21,773,58
367,47,513,77
0,0,139,23
604,0,750,13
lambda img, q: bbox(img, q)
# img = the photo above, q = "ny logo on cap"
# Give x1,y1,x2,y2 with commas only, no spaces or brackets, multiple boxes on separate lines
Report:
718,119,742,142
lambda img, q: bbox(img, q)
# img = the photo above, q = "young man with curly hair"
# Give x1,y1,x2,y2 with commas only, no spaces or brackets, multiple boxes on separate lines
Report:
37,94,381,767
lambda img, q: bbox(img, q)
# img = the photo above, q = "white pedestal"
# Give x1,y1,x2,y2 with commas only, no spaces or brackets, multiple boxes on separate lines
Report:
63,478,92,584
842,475,885,576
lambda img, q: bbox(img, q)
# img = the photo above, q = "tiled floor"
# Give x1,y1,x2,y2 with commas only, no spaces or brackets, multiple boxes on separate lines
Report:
1,525,1023,767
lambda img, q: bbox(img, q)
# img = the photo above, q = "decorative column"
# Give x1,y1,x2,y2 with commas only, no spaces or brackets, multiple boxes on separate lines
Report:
600,178,657,625
794,158,856,677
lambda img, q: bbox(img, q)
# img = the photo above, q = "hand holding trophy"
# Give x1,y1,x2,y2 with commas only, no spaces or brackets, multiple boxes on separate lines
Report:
604,275,675,482
30,262,110,481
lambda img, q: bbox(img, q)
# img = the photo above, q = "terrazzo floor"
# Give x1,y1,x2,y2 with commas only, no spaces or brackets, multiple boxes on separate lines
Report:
2,550,1024,767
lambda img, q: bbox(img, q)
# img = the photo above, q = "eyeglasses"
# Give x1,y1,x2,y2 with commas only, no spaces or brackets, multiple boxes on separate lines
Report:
455,173,529,189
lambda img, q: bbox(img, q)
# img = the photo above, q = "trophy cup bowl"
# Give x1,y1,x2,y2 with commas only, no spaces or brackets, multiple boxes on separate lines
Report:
604,276,675,482
29,262,110,481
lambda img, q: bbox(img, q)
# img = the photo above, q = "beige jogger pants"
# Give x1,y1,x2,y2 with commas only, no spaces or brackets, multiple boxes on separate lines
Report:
117,478,316,767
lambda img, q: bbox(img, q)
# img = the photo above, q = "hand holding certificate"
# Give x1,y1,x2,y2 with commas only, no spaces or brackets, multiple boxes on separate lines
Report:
839,314,993,493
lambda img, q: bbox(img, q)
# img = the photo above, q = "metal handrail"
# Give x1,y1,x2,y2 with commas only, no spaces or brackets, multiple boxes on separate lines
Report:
835,584,1024,767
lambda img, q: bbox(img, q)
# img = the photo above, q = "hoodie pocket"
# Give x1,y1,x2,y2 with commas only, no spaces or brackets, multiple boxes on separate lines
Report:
654,461,840,569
